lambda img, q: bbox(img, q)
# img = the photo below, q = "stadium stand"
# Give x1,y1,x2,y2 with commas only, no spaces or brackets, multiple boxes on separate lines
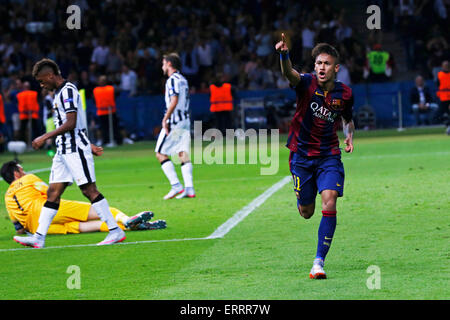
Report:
0,0,448,145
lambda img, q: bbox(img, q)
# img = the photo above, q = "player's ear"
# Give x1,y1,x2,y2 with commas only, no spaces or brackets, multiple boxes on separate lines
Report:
334,63,340,73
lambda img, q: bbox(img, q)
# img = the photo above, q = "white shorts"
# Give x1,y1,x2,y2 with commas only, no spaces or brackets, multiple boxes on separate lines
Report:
155,126,191,156
50,147,96,186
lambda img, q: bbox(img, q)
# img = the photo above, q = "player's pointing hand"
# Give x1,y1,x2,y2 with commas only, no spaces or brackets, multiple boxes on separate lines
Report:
275,33,288,53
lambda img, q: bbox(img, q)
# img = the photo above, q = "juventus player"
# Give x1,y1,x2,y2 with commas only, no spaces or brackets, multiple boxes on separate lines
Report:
155,53,195,200
13,58,129,248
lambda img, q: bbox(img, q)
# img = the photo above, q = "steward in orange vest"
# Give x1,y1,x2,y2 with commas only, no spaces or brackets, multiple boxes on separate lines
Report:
436,65,450,103
17,89,39,120
436,61,450,131
0,93,5,124
209,74,234,134
92,76,122,146
209,82,233,112
16,82,41,143
93,83,116,116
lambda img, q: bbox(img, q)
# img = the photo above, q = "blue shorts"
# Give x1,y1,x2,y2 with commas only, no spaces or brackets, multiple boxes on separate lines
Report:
289,152,345,206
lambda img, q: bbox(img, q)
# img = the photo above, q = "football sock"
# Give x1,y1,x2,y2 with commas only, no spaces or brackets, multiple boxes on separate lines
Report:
315,210,337,262
91,194,119,231
36,201,60,237
111,208,129,225
161,159,180,186
180,161,194,188
100,222,125,232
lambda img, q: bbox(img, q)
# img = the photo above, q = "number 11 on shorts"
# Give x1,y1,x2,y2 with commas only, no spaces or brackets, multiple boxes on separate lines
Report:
293,174,301,191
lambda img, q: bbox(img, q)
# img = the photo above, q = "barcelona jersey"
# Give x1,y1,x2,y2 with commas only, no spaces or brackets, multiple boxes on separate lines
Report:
286,73,353,157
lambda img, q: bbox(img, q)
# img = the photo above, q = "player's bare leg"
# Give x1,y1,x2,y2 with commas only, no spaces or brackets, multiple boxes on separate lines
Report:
80,182,125,245
176,151,195,199
157,152,184,199
298,202,315,219
321,189,338,212
46,182,68,203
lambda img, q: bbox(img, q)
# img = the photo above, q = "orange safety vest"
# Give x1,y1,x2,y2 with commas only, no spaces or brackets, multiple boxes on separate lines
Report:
16,90,39,120
437,71,450,102
209,83,233,112
0,94,5,123
93,85,116,116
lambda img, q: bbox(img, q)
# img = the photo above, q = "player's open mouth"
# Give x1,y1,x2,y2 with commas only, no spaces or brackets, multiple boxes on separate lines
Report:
318,71,326,79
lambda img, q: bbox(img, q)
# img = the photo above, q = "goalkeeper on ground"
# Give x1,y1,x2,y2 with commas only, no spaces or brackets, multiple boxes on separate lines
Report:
1,161,166,236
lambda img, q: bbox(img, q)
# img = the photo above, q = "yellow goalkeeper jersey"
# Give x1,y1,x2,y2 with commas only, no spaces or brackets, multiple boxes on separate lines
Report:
4,174,125,234
5,174,48,233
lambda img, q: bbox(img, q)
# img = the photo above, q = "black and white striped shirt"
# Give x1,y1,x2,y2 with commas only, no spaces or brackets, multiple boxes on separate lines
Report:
53,81,90,154
165,71,190,128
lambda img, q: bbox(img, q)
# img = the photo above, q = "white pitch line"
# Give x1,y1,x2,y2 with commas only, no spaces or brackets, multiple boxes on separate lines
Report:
206,175,291,239
0,176,291,252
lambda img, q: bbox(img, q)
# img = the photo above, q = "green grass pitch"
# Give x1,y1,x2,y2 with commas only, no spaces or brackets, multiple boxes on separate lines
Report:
0,127,448,300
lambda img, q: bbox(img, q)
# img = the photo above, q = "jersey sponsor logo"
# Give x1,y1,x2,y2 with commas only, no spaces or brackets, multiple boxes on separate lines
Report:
310,102,338,123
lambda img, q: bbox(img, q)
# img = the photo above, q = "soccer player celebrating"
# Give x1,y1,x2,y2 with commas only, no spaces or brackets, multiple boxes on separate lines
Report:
275,34,355,279
155,53,195,200
12,58,126,248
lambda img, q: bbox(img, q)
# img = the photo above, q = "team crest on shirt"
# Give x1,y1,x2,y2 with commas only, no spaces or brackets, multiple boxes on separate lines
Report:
328,98,344,111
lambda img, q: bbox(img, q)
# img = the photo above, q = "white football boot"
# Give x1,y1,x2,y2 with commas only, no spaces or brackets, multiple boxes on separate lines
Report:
13,234,45,249
175,187,196,199
309,258,327,279
163,184,184,200
97,228,126,246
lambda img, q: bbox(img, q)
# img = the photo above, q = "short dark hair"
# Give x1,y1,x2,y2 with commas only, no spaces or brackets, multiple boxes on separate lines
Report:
32,58,61,78
1,161,20,184
163,52,181,70
312,43,340,64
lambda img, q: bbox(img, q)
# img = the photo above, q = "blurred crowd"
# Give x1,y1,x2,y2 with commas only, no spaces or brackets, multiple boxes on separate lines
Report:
0,0,449,148
371,0,450,81
0,0,449,96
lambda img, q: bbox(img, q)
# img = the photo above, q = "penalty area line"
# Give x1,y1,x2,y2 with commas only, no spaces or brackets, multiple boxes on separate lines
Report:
0,176,291,252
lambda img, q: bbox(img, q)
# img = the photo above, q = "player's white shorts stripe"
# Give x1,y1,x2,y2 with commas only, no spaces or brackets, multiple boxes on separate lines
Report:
78,147,93,184
156,130,168,154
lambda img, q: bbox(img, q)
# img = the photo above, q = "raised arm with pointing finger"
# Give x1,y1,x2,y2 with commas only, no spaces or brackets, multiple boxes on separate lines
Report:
275,33,300,87
275,38,356,280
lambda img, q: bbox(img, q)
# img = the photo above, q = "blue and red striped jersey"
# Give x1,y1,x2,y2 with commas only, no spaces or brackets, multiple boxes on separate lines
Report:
286,73,353,157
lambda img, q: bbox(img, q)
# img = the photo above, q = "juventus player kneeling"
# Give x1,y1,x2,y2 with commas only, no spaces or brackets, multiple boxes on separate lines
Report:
155,53,195,200
13,58,125,248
